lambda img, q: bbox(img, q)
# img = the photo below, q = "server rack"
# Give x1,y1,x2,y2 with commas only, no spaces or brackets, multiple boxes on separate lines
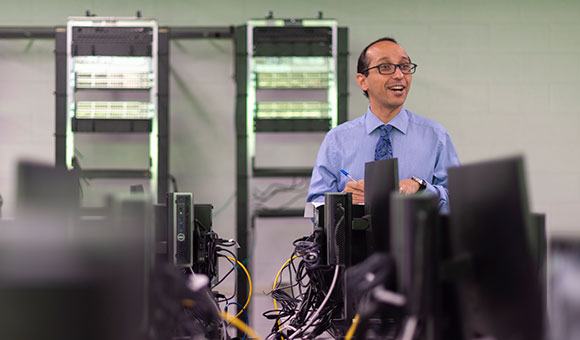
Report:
55,17,169,205
235,17,348,320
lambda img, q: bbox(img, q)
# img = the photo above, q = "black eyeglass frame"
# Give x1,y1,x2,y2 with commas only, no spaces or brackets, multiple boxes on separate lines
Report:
360,62,418,75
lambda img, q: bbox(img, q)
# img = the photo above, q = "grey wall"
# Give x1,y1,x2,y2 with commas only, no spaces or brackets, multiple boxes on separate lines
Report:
1,0,579,336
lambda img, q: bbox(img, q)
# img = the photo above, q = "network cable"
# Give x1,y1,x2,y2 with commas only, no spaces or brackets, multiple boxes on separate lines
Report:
272,255,300,313
344,314,360,340
222,255,252,321
225,302,249,340
220,311,262,340
288,264,340,339
270,254,301,333
265,231,344,340
215,255,238,305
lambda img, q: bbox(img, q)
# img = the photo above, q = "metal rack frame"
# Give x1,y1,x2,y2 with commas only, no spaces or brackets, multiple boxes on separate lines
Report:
234,19,348,322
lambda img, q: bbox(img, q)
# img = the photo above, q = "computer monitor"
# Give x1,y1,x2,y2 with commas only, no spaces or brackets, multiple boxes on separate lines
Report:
0,193,152,340
17,161,80,216
447,156,544,340
364,158,399,253
315,159,399,336
390,193,439,319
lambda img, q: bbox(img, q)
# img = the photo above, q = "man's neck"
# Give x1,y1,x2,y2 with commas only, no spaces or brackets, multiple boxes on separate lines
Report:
369,103,403,124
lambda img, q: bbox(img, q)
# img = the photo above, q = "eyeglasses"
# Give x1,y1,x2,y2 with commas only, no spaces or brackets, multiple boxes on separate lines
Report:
361,62,418,75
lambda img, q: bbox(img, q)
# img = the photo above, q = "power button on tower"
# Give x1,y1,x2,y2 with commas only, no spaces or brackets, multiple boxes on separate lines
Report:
177,233,185,242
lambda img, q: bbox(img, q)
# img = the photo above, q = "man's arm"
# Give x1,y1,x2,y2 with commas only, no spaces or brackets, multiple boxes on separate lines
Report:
306,165,336,203
306,134,339,203
426,132,460,213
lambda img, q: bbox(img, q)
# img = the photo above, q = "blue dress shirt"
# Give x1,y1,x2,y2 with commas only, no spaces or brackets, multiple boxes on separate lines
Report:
306,106,460,213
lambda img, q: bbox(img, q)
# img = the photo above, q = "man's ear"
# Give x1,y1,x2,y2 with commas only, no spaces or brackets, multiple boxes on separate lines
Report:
356,73,368,92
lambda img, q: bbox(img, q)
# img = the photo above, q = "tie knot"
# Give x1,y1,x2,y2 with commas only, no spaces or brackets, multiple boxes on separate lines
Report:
379,124,392,136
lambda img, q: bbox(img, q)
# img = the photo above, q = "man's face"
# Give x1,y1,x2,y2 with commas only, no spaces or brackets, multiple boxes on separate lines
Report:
357,41,413,112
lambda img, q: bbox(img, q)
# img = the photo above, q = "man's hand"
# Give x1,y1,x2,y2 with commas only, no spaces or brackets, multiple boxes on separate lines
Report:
344,178,420,203
344,179,365,204
399,178,420,195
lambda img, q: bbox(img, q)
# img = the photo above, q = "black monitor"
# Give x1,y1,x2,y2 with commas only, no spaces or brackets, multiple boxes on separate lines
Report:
364,158,399,253
390,193,439,318
447,156,544,340
17,161,79,216
0,193,152,340
315,159,399,336
313,158,398,267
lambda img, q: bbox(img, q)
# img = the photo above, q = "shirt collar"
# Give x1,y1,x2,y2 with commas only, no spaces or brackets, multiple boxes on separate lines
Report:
364,106,409,135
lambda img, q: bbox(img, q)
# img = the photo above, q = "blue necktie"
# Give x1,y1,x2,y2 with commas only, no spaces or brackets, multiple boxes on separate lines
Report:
374,125,393,160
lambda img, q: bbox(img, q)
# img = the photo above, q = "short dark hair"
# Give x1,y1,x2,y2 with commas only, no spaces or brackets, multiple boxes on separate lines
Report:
357,37,398,98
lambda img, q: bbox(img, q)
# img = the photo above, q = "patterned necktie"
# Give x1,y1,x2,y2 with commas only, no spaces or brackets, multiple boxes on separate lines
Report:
374,125,393,160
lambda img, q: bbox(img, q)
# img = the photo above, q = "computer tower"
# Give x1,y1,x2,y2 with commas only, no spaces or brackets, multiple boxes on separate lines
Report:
324,192,353,332
192,204,218,281
167,192,193,267
324,192,352,267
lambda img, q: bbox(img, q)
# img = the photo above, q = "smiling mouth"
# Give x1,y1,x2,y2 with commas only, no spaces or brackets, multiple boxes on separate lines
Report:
388,85,406,92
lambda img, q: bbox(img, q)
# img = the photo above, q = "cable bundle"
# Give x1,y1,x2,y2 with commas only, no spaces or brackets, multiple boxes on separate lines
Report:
264,232,345,340
209,238,255,339
160,224,255,340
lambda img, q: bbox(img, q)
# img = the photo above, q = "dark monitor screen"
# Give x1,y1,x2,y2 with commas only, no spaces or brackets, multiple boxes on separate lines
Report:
389,193,439,317
17,161,80,215
447,156,544,340
364,158,399,253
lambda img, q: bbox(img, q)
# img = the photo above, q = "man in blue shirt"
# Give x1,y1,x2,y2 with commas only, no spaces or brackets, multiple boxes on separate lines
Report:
306,37,460,213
